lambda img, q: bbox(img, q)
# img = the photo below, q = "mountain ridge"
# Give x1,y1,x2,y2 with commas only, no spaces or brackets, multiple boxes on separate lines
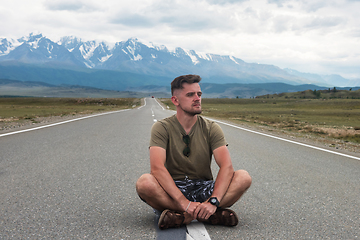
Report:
1,33,359,88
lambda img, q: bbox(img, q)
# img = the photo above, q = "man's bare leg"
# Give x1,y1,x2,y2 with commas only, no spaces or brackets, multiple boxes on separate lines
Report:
136,173,178,211
196,170,251,225
136,170,251,226
218,170,252,208
136,170,251,209
136,173,193,224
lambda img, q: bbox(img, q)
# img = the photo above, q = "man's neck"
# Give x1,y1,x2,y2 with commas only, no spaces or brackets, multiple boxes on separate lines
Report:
176,111,198,134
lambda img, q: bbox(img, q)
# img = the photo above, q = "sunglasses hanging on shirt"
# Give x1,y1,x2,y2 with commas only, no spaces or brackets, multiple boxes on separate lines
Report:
183,135,190,157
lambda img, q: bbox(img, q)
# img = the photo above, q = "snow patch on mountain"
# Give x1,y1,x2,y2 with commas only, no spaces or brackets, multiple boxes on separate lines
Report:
84,62,93,68
124,40,143,61
79,42,97,60
134,37,155,49
183,49,199,65
28,37,41,49
100,54,112,62
0,38,21,56
230,56,240,65
133,54,143,61
197,52,212,61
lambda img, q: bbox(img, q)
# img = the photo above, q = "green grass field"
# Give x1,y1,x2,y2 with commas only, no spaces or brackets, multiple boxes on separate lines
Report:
0,98,141,121
161,98,360,144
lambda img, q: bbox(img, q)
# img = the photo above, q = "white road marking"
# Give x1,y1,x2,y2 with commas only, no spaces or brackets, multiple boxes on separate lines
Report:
0,109,130,138
151,107,157,122
138,98,147,109
186,221,211,240
154,98,165,110
186,233,195,240
205,117,360,161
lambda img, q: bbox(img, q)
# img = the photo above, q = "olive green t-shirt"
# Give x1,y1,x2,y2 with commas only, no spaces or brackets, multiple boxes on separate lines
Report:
149,114,227,181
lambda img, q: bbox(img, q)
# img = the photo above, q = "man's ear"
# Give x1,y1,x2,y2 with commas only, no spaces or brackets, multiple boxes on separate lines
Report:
171,96,179,106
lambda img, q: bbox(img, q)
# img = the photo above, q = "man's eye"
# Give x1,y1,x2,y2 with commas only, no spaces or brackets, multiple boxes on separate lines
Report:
198,92,202,97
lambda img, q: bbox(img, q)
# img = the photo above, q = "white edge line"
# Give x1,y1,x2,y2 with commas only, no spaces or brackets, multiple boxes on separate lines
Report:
0,109,130,138
154,98,165,110
138,98,147,109
205,117,360,161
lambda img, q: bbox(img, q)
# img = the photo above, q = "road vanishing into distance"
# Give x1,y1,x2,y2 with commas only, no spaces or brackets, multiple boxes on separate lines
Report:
1,98,359,239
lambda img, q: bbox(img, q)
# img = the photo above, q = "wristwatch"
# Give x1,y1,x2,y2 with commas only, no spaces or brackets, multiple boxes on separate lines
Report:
209,197,220,207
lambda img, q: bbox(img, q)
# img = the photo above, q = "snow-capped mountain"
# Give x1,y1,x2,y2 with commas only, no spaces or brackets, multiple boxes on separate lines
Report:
0,33,358,87
58,36,113,68
0,33,85,67
0,38,21,56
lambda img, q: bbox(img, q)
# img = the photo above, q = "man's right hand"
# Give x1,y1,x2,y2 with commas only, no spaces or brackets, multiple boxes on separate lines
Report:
183,201,201,219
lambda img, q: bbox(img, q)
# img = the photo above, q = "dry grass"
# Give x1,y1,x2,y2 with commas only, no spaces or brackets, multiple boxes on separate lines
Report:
0,97,141,131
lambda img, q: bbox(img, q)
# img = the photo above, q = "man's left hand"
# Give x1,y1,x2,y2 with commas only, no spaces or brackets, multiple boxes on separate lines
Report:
194,202,217,220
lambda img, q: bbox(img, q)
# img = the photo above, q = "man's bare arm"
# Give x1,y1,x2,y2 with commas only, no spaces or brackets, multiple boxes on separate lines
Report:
194,145,234,219
211,145,235,203
149,146,199,215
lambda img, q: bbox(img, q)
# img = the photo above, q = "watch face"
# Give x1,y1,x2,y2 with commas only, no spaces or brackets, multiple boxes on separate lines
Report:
210,197,219,206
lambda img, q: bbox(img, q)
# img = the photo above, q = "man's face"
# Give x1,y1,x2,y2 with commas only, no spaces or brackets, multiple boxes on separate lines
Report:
172,83,202,116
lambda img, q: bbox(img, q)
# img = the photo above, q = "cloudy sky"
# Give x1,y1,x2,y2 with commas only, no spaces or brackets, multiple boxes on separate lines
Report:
1,0,359,79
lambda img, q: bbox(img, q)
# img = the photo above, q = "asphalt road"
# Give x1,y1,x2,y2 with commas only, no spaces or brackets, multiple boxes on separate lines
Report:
1,98,359,239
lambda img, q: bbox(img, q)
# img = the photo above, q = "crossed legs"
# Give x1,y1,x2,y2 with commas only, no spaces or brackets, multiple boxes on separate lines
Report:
136,169,252,213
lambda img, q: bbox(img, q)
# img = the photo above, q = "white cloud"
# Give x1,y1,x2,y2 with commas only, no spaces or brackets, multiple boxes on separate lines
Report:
44,0,84,11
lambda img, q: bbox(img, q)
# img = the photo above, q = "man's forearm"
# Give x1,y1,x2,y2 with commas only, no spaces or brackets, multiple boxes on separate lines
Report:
151,167,189,211
211,164,234,202
149,146,191,211
211,145,235,203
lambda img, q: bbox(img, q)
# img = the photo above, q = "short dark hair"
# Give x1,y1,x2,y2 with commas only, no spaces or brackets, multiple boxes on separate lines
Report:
171,74,201,96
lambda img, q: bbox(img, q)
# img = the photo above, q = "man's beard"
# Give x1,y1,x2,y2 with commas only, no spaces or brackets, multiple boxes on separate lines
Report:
179,103,202,116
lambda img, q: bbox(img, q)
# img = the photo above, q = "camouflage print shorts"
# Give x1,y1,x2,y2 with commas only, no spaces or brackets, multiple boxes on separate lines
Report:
174,179,214,203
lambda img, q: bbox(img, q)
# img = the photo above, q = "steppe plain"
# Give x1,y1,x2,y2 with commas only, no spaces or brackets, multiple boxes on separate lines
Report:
1,96,359,154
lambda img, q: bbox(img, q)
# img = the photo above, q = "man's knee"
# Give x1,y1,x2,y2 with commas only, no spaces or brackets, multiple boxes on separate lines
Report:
233,170,252,191
136,173,158,198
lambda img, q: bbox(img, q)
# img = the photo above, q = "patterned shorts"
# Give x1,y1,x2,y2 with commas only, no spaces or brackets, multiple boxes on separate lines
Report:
174,179,214,203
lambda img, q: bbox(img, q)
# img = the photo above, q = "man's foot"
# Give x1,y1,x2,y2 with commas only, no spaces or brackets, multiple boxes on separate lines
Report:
158,209,185,230
204,208,239,226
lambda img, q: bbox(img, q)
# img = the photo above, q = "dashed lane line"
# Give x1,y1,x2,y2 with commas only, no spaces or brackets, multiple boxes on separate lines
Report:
186,221,211,240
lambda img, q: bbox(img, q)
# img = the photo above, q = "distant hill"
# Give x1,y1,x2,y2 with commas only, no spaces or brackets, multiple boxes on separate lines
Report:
256,87,360,99
0,64,171,91
0,79,168,98
2,79,355,99
283,68,360,88
199,82,333,98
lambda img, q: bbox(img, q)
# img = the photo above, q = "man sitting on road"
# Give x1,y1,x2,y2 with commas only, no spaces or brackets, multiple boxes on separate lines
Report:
136,74,252,230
